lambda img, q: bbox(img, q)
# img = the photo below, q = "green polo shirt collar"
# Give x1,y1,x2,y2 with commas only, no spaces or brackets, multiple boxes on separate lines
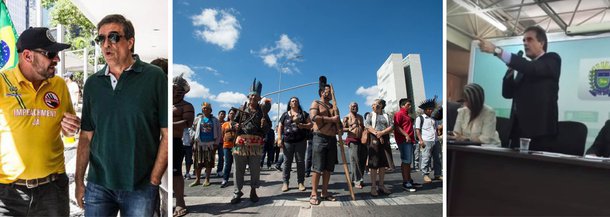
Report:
96,55,144,77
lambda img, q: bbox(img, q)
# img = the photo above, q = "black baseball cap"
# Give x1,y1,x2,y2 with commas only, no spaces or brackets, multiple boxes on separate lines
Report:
16,27,71,53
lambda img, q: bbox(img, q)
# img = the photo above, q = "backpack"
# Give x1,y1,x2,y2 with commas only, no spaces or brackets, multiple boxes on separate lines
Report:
418,115,424,130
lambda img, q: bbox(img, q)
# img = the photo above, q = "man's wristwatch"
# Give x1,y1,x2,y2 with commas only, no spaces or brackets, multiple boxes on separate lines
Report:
493,47,502,56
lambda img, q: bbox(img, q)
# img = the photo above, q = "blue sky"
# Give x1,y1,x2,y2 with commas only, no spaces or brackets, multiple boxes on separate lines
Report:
173,0,442,124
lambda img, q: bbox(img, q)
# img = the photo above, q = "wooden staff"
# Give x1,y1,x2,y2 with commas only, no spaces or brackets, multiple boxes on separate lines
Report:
329,83,356,201
193,117,200,174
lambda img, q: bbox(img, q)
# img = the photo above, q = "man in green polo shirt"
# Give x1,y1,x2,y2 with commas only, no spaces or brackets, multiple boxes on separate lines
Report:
74,14,168,216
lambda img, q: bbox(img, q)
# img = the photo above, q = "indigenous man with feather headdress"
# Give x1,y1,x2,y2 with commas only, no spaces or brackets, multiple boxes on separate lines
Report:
229,78,272,204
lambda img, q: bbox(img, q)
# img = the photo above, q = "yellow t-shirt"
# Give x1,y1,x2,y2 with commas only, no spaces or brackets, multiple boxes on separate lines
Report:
0,66,75,183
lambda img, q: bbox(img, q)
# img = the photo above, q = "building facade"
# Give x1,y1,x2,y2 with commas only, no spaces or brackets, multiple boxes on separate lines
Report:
377,53,426,114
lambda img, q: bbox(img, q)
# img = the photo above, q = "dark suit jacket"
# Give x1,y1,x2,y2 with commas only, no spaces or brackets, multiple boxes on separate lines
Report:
502,52,561,138
586,120,610,157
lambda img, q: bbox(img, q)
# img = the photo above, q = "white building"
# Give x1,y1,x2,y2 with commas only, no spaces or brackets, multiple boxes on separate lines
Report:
377,53,426,114
4,0,30,33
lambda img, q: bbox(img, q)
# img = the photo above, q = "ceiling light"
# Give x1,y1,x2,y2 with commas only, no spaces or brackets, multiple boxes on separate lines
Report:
454,0,507,31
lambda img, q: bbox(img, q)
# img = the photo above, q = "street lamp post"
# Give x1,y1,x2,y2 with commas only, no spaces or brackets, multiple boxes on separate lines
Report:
275,55,303,126
277,67,282,125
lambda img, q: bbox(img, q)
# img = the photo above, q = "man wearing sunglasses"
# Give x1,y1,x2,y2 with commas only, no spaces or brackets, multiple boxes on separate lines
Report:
0,27,81,216
75,14,168,216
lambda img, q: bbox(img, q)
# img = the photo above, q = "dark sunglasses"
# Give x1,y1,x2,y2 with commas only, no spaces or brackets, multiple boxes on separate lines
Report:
94,31,124,45
31,49,58,59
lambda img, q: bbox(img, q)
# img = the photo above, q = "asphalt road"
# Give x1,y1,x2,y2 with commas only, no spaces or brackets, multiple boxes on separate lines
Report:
177,147,443,217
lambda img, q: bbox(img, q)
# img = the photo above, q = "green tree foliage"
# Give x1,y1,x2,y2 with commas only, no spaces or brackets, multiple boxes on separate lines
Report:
42,0,95,50
42,0,104,80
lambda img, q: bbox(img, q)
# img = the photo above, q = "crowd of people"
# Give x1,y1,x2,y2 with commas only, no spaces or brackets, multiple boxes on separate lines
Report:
172,76,443,216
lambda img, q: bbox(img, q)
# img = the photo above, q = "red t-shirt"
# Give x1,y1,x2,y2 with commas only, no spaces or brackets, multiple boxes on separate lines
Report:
393,108,415,143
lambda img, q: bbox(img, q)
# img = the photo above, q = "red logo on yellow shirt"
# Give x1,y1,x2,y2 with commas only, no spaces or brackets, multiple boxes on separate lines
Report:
43,91,60,109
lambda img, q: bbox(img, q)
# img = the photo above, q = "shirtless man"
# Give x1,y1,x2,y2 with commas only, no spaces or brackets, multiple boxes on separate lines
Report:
172,75,194,216
342,102,366,189
308,78,340,205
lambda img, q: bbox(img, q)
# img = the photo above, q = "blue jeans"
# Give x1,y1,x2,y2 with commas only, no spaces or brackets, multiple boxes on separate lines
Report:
421,141,442,176
413,143,421,169
84,182,159,217
260,144,275,168
282,140,306,184
305,140,313,174
397,142,413,164
182,146,193,169
222,148,234,181
217,143,224,174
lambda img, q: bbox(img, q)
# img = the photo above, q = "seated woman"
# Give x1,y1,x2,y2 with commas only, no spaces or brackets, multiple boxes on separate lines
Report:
451,83,500,144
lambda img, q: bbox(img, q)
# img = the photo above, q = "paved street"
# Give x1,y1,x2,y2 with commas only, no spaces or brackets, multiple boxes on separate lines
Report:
62,131,442,217
63,139,85,217
177,148,443,217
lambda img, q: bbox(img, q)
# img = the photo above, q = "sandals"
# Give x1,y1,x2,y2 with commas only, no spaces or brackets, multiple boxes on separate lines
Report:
309,195,320,205
379,187,391,195
173,206,188,217
321,194,337,201
370,186,379,197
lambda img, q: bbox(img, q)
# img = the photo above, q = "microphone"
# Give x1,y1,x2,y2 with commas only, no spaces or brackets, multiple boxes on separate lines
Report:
505,50,523,79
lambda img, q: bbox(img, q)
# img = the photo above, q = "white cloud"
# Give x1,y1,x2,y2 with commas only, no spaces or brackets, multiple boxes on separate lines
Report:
263,55,277,67
210,91,248,107
219,80,228,84
204,66,218,73
277,34,300,57
173,64,212,99
268,102,287,122
192,8,241,51
356,85,379,106
255,34,302,74
219,103,234,108
192,66,221,76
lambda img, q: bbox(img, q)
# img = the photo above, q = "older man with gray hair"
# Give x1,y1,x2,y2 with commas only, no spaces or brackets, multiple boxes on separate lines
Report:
342,102,366,189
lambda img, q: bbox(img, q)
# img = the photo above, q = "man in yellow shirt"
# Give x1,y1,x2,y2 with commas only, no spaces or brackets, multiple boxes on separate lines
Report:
0,27,81,216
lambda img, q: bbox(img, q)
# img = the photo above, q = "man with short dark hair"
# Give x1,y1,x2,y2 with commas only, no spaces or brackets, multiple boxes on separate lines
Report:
0,27,80,216
478,25,561,151
75,14,168,216
394,98,416,192
217,110,227,177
